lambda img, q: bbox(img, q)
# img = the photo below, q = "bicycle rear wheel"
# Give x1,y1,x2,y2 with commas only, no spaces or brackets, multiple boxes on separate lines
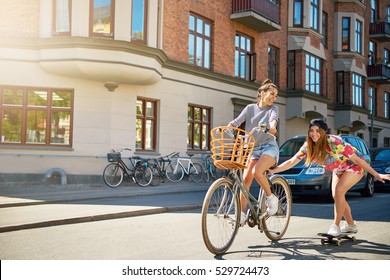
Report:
166,162,184,182
189,162,203,183
103,163,124,188
261,176,292,241
134,165,153,187
201,178,240,255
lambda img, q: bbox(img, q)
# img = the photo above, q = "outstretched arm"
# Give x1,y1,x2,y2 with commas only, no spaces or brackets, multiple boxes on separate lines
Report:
349,154,390,183
270,156,301,174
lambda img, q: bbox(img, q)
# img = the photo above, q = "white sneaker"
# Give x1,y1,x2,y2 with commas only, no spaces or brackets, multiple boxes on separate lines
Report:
327,223,341,237
266,194,279,216
340,221,358,234
240,212,246,227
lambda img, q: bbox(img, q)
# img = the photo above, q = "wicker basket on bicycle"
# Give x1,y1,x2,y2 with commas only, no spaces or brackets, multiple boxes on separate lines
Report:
210,126,255,170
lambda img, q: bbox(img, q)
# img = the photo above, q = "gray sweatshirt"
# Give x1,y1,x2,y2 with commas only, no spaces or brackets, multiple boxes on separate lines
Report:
228,103,279,147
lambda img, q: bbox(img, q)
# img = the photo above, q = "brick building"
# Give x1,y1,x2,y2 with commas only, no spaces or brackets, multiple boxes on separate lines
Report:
0,0,389,183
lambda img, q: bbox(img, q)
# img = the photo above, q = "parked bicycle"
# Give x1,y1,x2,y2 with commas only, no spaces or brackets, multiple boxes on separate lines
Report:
201,126,292,255
200,153,226,182
103,148,153,188
148,152,179,186
166,153,203,183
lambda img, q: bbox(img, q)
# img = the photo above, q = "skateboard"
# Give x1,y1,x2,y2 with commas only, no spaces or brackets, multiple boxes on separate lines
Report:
317,233,356,246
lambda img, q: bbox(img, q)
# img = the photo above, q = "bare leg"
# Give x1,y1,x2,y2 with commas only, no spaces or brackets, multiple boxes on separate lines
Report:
253,154,276,196
240,159,257,213
331,172,363,226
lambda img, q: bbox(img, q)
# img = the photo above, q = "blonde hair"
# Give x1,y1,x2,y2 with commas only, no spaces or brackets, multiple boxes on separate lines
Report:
257,79,278,101
304,128,328,166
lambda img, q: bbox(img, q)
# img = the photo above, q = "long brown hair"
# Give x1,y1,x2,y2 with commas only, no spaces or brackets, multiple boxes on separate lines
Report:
304,128,328,166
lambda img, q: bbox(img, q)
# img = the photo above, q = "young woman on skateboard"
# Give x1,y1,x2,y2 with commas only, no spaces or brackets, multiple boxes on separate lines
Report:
270,119,390,236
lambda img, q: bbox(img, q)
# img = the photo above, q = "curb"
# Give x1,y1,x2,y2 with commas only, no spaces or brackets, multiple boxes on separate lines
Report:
0,204,202,233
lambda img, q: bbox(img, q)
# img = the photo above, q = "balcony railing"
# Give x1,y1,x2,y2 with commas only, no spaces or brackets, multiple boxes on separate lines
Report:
369,21,390,42
367,64,390,84
231,0,280,32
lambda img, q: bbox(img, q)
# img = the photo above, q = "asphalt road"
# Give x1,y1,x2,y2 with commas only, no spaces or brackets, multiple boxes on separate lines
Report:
0,190,389,260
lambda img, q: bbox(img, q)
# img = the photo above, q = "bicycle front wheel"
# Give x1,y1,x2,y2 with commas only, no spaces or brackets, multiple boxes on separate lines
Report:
134,166,153,187
166,162,184,182
103,163,124,188
261,176,292,241
189,162,203,183
201,177,240,255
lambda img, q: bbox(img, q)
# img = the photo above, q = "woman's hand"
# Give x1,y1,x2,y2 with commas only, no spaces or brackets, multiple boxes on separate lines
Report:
376,174,390,184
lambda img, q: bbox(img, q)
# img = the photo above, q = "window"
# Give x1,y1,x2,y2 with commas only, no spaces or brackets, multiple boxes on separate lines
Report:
385,92,389,119
188,14,211,69
287,51,295,89
293,0,303,27
342,17,350,51
387,5,390,23
268,46,278,85
187,105,210,151
0,86,73,146
305,53,321,94
384,49,389,65
355,20,362,55
368,86,375,115
235,34,255,81
336,71,344,104
53,0,72,35
310,0,319,31
322,11,328,48
90,0,115,38
131,0,147,43
371,0,378,23
369,41,376,65
136,98,157,151
352,73,363,107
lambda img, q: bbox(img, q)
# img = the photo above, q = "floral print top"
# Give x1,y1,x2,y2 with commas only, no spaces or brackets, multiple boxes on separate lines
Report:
294,135,363,174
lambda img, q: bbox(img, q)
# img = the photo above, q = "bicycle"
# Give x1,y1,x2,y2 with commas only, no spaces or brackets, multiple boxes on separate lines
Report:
165,153,203,183
103,148,153,188
201,126,292,255
201,153,226,182
148,152,179,186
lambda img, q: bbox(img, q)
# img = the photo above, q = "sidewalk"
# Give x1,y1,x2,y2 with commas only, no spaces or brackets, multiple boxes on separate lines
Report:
0,180,210,233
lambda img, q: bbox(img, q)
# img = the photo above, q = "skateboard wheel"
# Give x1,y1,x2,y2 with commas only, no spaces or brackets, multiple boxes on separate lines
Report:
352,236,356,242
321,239,325,245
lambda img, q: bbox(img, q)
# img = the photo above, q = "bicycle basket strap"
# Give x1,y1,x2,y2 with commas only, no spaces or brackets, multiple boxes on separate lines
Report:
210,126,255,170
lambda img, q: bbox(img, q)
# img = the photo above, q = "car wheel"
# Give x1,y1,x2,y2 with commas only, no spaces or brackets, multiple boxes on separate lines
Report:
360,174,374,197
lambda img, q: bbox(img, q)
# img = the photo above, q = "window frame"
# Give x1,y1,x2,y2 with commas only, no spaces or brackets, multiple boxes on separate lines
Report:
385,92,389,119
355,19,362,55
287,51,295,89
188,14,212,70
52,0,72,36
136,97,158,152
0,85,74,147
352,73,363,107
268,45,279,86
336,71,344,104
305,53,321,95
310,0,319,32
293,0,303,27
89,0,115,38
342,17,351,52
234,33,255,81
131,0,148,44
187,104,211,152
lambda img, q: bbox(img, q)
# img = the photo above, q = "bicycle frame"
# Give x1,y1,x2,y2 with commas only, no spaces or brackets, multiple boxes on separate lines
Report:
173,158,199,175
227,169,268,228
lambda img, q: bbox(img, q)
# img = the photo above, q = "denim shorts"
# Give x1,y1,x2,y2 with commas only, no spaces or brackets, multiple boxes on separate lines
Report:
251,142,279,162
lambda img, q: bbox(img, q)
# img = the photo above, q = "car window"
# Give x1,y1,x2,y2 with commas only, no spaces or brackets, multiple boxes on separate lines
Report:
375,150,390,161
279,139,304,156
344,137,364,155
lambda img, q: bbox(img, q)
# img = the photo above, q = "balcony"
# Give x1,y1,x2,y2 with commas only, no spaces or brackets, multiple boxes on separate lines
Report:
367,64,390,84
231,0,281,32
369,21,390,42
